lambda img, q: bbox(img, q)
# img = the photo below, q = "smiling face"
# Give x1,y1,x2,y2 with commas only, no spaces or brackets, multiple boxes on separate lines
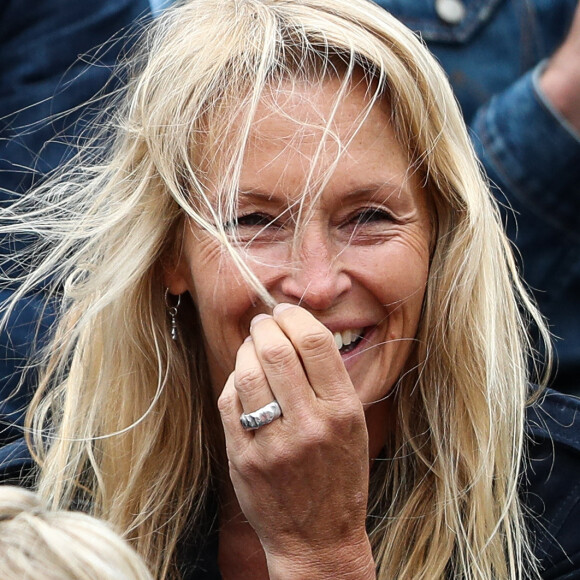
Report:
166,74,432,427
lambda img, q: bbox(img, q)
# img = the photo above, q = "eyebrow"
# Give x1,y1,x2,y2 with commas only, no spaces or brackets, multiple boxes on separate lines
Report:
238,188,278,202
340,182,411,202
237,180,412,203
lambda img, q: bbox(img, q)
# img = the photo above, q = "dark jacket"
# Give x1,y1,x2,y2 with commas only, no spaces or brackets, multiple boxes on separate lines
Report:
1,389,578,578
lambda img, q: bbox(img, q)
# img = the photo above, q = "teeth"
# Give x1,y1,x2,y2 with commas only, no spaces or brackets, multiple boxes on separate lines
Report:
333,328,363,350
342,329,352,346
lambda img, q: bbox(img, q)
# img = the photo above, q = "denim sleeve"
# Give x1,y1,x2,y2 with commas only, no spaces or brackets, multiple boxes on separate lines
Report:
0,0,151,448
471,62,580,239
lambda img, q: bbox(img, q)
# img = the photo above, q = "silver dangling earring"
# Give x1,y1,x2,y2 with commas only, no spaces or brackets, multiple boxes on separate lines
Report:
165,289,181,341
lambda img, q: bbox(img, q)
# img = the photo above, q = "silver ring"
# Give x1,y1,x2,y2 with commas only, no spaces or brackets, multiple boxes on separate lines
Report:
240,400,282,430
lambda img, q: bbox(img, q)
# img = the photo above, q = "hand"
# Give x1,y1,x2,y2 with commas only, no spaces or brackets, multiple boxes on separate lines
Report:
218,304,375,580
540,2,580,133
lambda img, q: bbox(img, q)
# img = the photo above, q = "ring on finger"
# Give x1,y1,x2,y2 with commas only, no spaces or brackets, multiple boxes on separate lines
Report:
240,400,282,431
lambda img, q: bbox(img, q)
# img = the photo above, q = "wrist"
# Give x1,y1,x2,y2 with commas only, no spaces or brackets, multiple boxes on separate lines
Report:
265,534,376,580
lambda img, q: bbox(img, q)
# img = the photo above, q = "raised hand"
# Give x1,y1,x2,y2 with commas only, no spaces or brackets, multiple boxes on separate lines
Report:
218,303,376,580
540,1,580,132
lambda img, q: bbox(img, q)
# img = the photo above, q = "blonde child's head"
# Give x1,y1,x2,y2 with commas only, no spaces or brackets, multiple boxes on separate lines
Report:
0,486,153,580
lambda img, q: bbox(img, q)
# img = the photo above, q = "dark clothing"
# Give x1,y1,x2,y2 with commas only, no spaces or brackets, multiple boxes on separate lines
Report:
2,389,578,578
524,390,580,578
0,0,151,445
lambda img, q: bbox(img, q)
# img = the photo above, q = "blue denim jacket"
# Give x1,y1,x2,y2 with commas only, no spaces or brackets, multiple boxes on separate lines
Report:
374,0,580,394
0,0,151,443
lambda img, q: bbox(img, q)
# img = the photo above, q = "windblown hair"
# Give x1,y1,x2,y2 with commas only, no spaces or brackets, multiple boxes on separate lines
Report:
0,0,550,578
0,486,153,579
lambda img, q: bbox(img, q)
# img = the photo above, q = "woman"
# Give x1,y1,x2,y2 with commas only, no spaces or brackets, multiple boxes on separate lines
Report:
0,486,153,579
1,0,577,578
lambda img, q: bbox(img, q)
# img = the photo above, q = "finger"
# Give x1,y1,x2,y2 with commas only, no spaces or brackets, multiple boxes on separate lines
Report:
218,371,249,449
249,313,316,413
272,303,354,401
235,336,277,416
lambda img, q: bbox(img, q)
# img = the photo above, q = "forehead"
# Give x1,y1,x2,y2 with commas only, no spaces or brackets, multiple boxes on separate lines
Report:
238,75,412,192
250,74,391,140
252,75,375,137
195,71,421,221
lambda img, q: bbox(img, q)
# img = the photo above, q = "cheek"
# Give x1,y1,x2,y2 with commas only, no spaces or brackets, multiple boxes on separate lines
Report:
389,259,429,317
189,240,241,307
188,241,260,344
352,241,429,314
188,245,257,391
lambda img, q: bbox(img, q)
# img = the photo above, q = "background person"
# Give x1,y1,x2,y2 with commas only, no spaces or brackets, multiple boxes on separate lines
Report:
0,486,153,580
0,0,578,578
374,0,580,395
0,0,151,446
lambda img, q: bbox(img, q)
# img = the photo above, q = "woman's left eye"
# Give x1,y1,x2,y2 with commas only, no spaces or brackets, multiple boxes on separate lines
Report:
350,207,393,225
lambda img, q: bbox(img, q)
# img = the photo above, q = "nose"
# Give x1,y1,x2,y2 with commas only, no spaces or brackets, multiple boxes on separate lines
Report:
278,226,351,311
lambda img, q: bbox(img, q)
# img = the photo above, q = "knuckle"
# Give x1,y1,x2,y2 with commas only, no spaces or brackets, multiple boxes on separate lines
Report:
235,445,286,478
302,424,329,447
231,449,259,478
289,413,330,445
264,444,306,473
300,327,334,355
298,402,363,439
235,367,265,396
260,342,296,368
217,390,235,415
329,408,361,433
330,398,364,425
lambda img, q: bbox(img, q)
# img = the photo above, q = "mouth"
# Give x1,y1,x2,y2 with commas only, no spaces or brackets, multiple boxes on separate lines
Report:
333,327,367,355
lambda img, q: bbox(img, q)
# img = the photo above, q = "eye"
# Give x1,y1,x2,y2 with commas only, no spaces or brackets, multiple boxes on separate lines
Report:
224,212,272,230
350,207,393,225
339,207,396,244
223,212,289,244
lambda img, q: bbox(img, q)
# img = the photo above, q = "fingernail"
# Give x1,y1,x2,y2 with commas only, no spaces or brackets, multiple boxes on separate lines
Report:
250,313,272,329
273,303,296,316
243,335,253,343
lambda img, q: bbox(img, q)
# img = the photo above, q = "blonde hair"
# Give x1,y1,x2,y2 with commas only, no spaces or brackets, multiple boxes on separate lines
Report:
0,0,550,578
0,486,152,579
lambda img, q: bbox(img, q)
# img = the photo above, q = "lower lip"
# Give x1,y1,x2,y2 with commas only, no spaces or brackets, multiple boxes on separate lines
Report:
340,326,375,371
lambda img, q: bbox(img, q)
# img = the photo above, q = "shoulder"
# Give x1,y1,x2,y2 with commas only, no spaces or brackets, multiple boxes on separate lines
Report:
523,388,580,577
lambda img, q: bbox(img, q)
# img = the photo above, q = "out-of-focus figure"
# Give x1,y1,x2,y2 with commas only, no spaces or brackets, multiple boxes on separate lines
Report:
0,486,153,580
0,0,151,445
375,0,580,396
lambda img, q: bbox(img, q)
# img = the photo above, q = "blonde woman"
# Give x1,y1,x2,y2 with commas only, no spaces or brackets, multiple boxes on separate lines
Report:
0,486,153,579
0,0,578,578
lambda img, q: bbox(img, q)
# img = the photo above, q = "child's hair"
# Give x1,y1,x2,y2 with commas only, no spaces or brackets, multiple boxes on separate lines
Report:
0,486,153,580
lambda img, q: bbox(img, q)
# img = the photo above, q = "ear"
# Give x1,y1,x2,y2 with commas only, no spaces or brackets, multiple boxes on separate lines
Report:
163,267,189,296
161,253,191,296
161,219,193,296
